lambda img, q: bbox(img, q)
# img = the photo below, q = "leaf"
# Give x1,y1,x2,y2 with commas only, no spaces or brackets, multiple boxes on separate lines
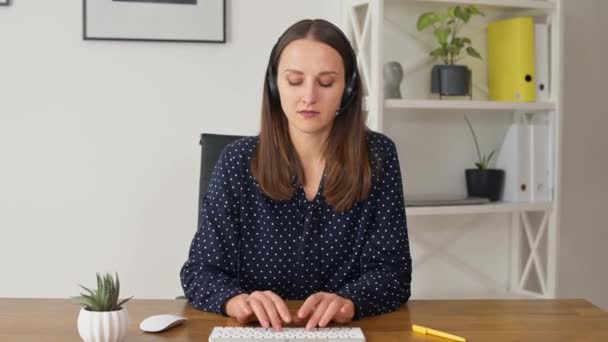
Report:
465,115,483,164
417,12,440,31
448,7,456,18
112,273,120,310
89,301,101,312
461,37,472,45
430,47,448,64
99,274,109,311
104,273,114,311
452,37,465,58
96,273,102,296
486,150,496,165
79,293,95,301
79,284,95,297
452,45,464,60
482,153,489,166
454,6,466,22
466,46,482,59
465,7,476,22
480,155,489,169
78,293,95,308
430,47,447,57
469,5,485,17
117,296,134,309
434,27,451,45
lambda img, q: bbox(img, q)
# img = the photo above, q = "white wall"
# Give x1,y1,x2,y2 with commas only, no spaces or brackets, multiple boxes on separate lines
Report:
557,0,608,310
0,0,340,298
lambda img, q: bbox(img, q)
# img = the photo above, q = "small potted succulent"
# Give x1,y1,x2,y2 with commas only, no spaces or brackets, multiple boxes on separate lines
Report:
76,273,133,342
464,115,505,201
417,5,484,97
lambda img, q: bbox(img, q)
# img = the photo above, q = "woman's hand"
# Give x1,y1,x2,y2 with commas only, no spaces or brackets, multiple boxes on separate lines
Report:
297,292,355,330
224,294,254,324
225,291,292,331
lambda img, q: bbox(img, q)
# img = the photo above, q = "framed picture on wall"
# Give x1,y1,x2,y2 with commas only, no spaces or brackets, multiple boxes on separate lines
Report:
0,0,10,6
83,0,226,43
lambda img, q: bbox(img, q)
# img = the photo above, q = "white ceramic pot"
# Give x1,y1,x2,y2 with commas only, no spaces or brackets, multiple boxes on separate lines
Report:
77,307,129,342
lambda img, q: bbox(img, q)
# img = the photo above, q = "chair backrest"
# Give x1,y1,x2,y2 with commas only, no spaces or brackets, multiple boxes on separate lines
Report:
198,133,245,225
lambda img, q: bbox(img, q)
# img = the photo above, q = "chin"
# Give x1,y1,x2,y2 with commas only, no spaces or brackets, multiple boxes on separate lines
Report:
292,123,333,135
286,112,335,134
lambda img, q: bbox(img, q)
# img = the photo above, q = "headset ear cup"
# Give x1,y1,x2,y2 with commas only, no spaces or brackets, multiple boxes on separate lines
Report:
267,65,279,105
266,39,281,106
339,70,358,111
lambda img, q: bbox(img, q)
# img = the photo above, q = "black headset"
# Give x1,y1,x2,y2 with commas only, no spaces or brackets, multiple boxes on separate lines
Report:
266,21,360,116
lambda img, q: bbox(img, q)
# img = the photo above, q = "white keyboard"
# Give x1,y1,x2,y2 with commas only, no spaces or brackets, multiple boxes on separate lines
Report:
209,327,365,342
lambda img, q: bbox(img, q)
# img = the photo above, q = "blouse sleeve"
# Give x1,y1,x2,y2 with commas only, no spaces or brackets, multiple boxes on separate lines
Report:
335,140,412,319
180,146,247,315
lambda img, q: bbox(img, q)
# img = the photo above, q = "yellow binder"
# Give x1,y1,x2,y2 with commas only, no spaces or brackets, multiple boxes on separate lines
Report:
487,17,536,102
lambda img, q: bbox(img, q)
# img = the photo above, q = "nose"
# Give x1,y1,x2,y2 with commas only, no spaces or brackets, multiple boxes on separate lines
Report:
301,80,318,105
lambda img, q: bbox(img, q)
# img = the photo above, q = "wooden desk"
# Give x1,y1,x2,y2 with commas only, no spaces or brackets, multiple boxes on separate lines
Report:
1,298,607,341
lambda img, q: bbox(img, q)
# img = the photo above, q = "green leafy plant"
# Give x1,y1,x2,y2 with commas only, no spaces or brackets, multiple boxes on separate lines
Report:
77,273,132,312
465,115,495,170
417,5,485,65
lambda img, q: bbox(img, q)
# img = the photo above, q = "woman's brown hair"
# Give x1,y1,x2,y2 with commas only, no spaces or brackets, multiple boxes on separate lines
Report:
251,19,373,213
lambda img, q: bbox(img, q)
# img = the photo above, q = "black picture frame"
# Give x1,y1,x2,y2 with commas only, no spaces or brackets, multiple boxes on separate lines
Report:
83,0,226,43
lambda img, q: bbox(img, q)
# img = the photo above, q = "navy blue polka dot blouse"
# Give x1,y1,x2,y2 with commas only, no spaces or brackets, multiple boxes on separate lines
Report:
180,131,411,319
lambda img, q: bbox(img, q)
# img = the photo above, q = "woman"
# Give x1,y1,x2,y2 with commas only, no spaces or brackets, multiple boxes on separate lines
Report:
180,19,411,332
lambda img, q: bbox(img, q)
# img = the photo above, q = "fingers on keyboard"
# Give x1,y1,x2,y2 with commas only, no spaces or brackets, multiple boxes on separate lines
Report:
306,300,330,330
299,293,323,319
319,299,342,327
265,291,291,323
248,297,270,328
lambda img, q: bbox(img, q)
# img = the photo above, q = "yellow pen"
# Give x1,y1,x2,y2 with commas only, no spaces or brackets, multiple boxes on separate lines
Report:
412,324,466,342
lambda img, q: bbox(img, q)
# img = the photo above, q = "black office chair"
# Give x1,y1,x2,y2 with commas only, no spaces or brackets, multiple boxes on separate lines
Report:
197,133,246,225
177,133,245,300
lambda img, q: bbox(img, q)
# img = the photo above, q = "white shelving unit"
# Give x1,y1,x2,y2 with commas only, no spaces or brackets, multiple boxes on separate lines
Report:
342,0,562,299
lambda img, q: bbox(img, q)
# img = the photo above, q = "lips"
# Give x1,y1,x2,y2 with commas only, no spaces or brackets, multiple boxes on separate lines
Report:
298,110,320,118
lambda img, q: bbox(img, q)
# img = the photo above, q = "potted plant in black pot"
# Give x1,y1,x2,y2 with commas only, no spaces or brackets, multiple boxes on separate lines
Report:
417,5,484,98
464,115,505,201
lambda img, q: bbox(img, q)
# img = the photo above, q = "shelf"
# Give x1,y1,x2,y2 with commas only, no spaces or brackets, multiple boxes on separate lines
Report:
403,0,556,10
384,99,556,112
406,201,552,216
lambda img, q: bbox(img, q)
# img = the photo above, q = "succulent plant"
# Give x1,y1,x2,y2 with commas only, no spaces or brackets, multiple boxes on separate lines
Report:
78,273,132,312
465,115,496,170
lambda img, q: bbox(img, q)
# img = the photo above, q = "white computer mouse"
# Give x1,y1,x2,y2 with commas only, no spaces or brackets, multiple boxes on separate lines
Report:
139,314,187,333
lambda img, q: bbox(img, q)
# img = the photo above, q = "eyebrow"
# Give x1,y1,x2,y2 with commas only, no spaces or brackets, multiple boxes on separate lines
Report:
283,69,338,76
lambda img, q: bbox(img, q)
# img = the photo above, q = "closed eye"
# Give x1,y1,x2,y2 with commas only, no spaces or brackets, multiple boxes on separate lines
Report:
287,81,334,88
